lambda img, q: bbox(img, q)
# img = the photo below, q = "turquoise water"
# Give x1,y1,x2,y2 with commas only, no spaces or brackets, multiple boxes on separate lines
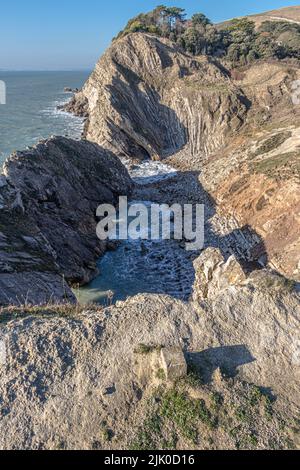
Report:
0,71,90,164
76,237,195,305
77,164,195,306
0,71,195,305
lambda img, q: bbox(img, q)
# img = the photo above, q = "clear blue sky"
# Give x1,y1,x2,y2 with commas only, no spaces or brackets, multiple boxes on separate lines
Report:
1,0,299,70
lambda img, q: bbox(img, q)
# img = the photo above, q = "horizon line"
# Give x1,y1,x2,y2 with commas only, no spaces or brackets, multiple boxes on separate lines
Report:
0,68,93,72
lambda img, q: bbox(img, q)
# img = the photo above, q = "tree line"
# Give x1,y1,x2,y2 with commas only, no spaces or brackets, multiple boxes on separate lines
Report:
115,5,300,65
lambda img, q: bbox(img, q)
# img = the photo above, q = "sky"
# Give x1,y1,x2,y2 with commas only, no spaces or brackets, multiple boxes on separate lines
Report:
0,0,299,70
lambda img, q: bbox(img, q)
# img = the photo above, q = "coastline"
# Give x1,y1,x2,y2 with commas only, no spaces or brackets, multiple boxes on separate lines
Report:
0,71,89,166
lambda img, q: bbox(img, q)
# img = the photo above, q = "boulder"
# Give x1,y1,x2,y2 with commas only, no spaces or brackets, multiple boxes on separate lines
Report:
160,347,187,381
193,248,247,302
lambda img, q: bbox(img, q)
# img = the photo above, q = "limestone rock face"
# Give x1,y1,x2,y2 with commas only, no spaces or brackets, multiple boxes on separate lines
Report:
64,33,300,281
193,248,247,302
68,33,248,161
161,58,300,281
0,285,299,449
0,137,133,306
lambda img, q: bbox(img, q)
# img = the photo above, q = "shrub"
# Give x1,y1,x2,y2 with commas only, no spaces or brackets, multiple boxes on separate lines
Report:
115,7,300,65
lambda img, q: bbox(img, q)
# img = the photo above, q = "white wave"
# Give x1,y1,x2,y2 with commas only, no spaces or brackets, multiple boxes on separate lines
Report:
41,97,85,140
120,158,177,184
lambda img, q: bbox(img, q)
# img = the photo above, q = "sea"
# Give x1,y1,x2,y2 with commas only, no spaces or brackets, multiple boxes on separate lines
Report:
0,70,192,305
0,71,90,165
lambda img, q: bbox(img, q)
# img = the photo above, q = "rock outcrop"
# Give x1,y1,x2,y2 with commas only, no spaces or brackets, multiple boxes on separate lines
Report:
167,60,300,280
62,92,88,118
193,248,247,301
0,248,299,449
65,33,300,281
67,33,248,161
0,137,133,306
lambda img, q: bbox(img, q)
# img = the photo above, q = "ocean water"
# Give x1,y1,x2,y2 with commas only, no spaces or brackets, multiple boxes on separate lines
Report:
0,71,90,165
0,70,194,305
76,165,196,306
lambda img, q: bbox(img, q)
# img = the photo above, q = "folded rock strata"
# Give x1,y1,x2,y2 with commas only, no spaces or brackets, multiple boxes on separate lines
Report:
0,137,133,306
67,33,248,161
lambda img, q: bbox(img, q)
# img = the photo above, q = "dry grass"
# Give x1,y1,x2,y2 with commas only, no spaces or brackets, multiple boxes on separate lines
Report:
0,302,102,324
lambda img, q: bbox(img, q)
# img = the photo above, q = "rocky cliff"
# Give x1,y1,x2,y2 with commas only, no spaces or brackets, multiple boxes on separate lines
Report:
1,13,300,451
196,61,300,281
0,137,133,306
0,250,299,450
67,33,300,280
67,33,248,161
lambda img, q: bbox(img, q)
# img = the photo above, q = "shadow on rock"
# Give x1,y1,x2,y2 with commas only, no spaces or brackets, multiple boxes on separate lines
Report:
187,345,256,384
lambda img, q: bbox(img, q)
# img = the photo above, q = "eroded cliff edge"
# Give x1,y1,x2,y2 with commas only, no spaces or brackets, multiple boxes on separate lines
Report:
0,254,299,450
0,137,133,306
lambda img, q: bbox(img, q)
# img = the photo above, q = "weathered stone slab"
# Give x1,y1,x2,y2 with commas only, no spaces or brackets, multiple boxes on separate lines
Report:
160,347,187,381
0,272,76,306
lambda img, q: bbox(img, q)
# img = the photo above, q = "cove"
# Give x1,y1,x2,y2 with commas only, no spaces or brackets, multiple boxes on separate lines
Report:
76,160,196,305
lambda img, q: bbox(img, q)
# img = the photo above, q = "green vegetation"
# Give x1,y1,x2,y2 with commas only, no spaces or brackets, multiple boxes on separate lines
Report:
252,132,292,157
264,396,274,421
130,387,216,449
235,405,252,423
210,391,224,411
251,151,300,180
161,390,201,442
254,274,296,292
134,343,163,355
100,423,112,443
182,362,203,388
248,385,264,406
129,377,289,450
115,6,300,65
257,20,300,60
161,389,217,438
130,409,164,450
156,368,166,380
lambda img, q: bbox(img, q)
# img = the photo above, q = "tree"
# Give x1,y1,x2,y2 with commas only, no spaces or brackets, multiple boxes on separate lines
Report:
227,44,241,63
191,13,211,27
165,7,186,32
228,18,255,35
247,49,258,63
182,27,200,54
115,6,300,64
128,21,146,33
166,7,186,23
182,27,209,55
152,5,167,25
204,27,228,56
